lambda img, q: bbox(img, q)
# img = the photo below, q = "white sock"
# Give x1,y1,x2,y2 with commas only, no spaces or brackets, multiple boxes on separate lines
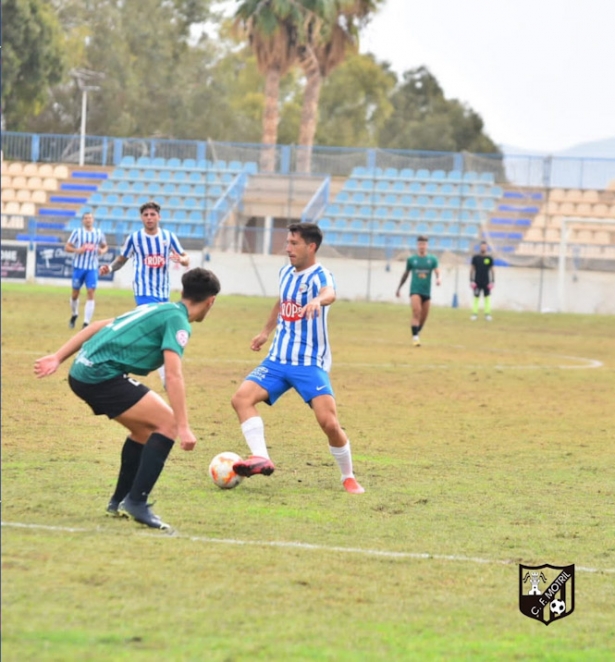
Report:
157,366,166,387
240,416,269,458
329,441,354,480
84,300,95,324
70,298,79,316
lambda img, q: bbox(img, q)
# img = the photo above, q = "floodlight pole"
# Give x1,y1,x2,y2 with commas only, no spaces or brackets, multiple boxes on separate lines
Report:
71,68,104,166
79,87,88,166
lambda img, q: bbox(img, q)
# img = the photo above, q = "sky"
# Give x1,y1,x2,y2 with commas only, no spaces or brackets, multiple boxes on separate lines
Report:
358,0,615,154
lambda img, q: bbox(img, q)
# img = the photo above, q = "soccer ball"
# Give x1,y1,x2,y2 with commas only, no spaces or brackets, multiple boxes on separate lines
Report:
550,599,566,616
208,452,244,490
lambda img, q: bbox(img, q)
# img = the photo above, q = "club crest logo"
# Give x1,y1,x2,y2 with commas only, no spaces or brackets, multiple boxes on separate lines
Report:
519,564,575,625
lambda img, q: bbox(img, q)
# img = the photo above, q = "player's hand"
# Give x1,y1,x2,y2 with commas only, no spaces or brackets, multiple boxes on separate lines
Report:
178,427,197,451
395,289,401,298
250,333,269,352
488,283,494,291
99,265,110,276
300,300,321,319
436,279,441,286
470,281,476,289
170,248,181,263
34,355,60,378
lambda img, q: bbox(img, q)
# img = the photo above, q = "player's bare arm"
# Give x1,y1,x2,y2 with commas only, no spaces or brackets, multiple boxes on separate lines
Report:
435,268,442,286
163,349,196,451
251,300,280,351
100,254,128,275
34,318,112,377
396,270,410,297
98,241,109,256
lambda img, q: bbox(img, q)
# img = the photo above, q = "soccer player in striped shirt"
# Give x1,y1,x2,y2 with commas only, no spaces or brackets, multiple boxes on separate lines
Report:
65,212,108,329
231,222,365,494
99,201,189,304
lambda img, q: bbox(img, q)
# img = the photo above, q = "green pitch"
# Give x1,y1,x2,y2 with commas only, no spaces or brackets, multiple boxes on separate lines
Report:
2,284,614,661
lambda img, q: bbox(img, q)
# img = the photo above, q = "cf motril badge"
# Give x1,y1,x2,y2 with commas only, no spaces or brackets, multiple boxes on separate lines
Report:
519,564,575,625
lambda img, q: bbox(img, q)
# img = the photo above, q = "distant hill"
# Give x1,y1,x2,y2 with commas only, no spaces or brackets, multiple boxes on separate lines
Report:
501,136,615,158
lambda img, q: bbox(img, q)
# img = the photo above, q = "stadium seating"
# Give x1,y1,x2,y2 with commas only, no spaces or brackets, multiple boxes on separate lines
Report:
72,158,256,240
320,166,502,251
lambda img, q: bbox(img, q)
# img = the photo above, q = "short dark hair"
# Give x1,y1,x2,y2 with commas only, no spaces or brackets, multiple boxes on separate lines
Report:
140,201,161,215
181,268,221,302
417,235,429,242
287,222,323,250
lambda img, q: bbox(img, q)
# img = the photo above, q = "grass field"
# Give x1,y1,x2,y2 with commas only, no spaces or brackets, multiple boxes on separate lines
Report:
2,282,614,661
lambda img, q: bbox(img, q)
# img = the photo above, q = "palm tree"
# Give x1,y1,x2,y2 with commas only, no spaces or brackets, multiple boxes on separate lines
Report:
234,0,308,172
296,0,384,173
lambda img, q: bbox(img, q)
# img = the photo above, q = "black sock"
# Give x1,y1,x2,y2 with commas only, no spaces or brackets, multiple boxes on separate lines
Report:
129,433,175,503
411,325,419,336
111,438,143,503
417,325,423,333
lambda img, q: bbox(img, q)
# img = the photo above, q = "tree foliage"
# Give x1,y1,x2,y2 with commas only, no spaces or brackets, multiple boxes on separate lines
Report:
316,53,396,147
378,67,499,153
2,0,67,130
4,1,501,156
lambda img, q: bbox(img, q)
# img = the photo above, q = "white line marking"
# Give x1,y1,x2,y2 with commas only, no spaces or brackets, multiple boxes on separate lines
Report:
3,521,613,574
7,349,604,370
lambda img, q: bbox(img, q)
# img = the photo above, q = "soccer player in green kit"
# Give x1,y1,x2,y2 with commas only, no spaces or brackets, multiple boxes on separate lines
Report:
34,268,220,530
395,236,441,346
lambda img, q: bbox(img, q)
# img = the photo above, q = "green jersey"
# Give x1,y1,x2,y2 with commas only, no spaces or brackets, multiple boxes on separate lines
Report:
406,254,439,297
69,302,191,384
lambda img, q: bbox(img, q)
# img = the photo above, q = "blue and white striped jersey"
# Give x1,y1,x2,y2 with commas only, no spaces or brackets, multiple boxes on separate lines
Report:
121,229,185,301
266,263,335,371
67,227,107,270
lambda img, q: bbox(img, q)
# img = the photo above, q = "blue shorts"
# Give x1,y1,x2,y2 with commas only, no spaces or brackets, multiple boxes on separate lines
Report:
135,295,168,306
245,358,334,405
72,268,98,291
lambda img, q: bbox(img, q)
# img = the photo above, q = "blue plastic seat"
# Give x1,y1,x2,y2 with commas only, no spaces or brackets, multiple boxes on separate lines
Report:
120,156,136,167
167,158,181,169
183,159,197,169
162,183,176,195
337,191,350,203
136,156,152,167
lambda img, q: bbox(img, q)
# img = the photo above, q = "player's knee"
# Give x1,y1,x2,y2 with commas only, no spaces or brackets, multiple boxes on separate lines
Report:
318,414,339,437
230,389,248,414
